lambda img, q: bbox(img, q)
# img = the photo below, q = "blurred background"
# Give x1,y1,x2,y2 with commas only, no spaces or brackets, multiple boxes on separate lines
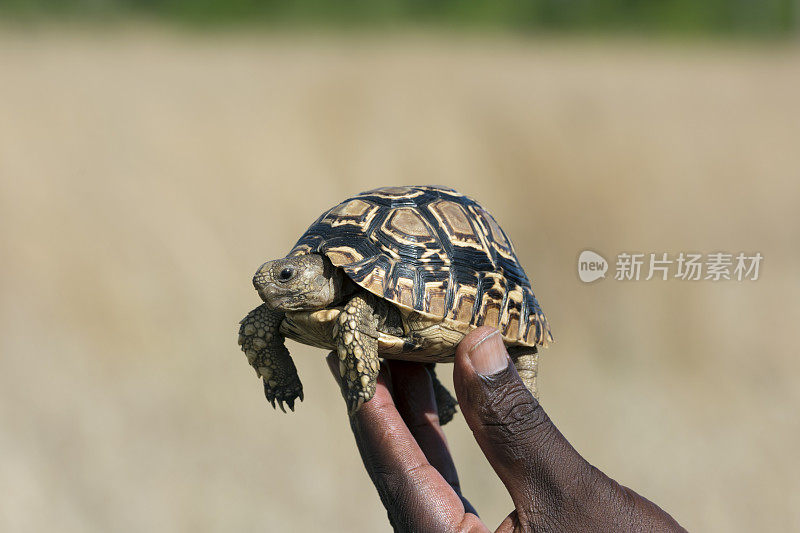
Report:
1,2,799,532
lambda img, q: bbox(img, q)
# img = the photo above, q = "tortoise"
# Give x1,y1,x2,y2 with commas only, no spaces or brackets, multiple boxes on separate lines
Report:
238,185,552,424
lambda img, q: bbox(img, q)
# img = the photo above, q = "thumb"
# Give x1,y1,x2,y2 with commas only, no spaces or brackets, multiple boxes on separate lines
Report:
453,327,593,519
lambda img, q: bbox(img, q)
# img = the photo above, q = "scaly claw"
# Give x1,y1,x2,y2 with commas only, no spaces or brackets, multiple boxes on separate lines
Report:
262,377,303,413
345,392,368,416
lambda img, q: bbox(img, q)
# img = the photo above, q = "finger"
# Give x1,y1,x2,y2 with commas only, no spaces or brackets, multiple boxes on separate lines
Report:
453,327,594,519
386,361,477,516
386,361,457,485
326,353,485,532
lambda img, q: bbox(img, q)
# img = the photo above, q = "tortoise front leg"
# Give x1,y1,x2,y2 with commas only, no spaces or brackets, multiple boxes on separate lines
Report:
238,304,304,412
335,292,381,415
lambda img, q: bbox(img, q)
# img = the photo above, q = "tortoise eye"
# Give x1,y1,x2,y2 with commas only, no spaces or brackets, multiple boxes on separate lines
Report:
278,267,295,281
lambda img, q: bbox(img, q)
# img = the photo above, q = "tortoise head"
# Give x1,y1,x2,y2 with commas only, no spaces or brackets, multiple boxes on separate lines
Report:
253,254,343,311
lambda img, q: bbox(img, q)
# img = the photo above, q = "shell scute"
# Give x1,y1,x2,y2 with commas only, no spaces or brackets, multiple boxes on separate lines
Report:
290,186,552,346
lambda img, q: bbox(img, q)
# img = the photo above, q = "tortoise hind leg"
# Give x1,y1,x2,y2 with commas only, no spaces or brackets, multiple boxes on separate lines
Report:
426,364,458,425
508,346,540,399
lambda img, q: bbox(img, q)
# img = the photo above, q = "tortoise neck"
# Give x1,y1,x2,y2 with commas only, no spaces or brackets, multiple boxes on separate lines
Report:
331,268,359,306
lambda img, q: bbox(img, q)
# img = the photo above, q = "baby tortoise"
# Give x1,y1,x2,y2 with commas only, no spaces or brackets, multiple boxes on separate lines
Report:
238,186,552,424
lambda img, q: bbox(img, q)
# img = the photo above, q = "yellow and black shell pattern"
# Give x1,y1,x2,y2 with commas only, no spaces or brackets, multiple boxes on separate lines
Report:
288,186,553,347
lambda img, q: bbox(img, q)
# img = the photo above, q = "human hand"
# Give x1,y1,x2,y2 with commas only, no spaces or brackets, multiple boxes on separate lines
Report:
326,326,686,532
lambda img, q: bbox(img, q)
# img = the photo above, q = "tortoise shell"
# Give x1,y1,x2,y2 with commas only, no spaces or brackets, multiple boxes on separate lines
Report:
288,186,552,346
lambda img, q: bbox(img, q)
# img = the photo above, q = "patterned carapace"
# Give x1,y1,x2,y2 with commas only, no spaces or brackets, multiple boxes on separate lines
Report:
288,185,552,347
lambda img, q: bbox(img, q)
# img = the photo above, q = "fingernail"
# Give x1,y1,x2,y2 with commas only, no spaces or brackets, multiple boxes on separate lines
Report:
468,330,508,376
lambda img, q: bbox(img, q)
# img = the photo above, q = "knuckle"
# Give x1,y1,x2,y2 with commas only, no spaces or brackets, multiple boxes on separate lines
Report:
480,373,549,443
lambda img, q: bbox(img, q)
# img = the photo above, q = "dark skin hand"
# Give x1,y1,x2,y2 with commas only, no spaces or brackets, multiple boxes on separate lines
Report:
326,326,687,533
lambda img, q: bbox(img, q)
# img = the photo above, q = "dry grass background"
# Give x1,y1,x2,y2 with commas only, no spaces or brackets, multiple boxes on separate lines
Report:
1,27,798,532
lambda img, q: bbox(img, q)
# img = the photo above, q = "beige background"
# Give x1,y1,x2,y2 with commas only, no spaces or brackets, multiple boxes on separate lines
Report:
1,27,798,532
